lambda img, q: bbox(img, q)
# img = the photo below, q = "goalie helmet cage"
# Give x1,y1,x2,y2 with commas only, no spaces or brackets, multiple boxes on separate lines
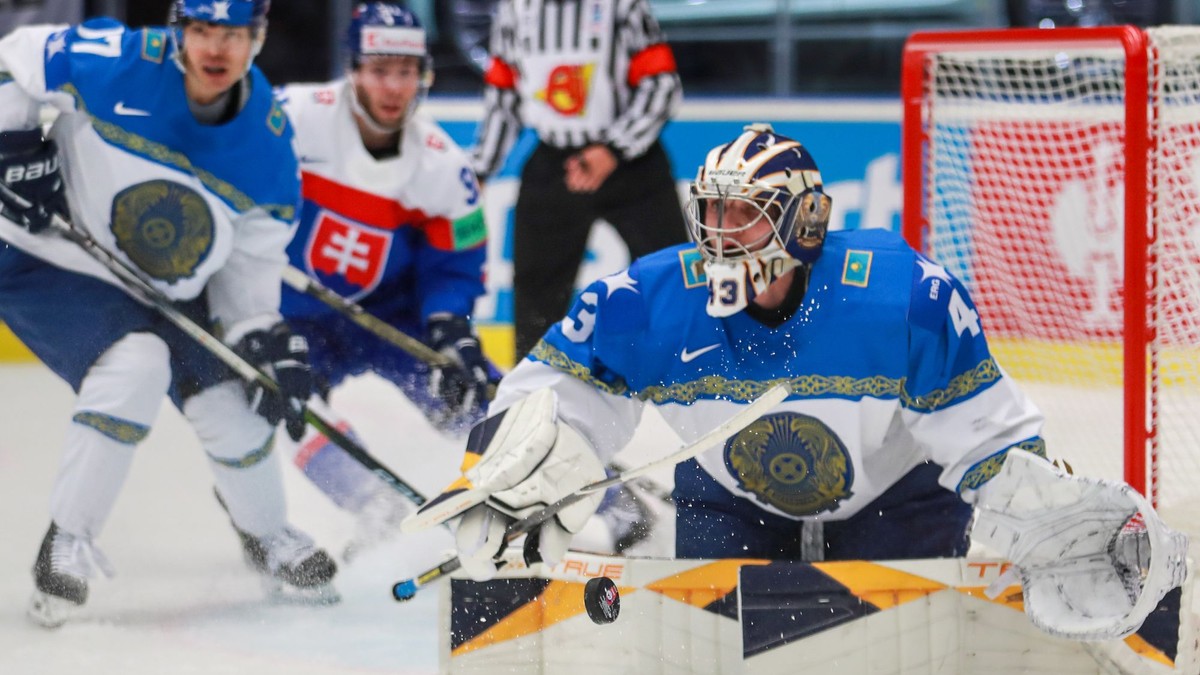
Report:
901,25,1200,534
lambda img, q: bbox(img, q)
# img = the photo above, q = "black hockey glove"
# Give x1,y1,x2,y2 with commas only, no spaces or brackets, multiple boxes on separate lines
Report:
425,314,490,417
0,129,66,234
234,323,312,441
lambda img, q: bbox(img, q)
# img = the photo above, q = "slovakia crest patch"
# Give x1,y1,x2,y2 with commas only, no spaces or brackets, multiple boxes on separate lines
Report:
304,209,392,300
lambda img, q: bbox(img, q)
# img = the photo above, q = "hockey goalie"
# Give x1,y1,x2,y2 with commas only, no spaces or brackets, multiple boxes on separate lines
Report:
406,124,1191,668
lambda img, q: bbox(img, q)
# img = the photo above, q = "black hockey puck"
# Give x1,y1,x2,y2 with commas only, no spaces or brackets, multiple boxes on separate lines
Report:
583,576,620,625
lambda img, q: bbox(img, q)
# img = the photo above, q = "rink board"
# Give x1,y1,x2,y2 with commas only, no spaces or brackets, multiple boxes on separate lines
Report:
440,552,1197,675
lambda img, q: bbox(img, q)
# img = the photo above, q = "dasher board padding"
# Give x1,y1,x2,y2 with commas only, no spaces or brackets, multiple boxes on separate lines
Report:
441,552,1198,674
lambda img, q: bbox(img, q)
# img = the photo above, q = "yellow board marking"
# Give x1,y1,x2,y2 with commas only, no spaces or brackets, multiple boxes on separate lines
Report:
452,580,633,657
813,561,947,610
478,324,514,371
644,559,770,608
0,324,34,362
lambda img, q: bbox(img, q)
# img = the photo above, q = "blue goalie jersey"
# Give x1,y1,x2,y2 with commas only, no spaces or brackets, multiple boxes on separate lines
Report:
493,229,1047,522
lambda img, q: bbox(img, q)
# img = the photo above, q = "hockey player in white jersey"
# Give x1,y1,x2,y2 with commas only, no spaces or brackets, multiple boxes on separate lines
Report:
413,124,1189,641
0,0,338,627
269,2,651,562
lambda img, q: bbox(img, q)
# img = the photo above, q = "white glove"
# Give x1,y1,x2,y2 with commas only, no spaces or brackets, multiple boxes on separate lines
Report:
971,450,1188,641
402,388,607,580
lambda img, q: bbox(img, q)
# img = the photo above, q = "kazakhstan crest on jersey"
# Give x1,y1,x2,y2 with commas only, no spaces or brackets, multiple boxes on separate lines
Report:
111,180,214,283
725,412,853,517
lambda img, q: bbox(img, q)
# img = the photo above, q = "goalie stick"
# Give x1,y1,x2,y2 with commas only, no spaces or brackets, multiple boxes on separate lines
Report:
391,383,791,600
41,211,431,507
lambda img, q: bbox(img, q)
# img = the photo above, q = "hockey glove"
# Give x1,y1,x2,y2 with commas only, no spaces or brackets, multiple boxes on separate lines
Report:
234,323,313,441
970,450,1188,641
425,313,491,416
401,388,607,580
0,129,66,234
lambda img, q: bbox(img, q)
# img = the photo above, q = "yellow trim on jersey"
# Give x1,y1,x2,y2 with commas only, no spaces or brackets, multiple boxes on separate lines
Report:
531,341,1002,413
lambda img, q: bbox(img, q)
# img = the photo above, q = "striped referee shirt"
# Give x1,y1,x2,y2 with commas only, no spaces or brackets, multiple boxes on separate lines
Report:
471,0,682,180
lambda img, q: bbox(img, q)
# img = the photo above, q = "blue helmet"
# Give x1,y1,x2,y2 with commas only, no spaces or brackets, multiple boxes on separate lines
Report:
345,2,428,68
168,0,271,75
171,0,270,30
685,123,833,317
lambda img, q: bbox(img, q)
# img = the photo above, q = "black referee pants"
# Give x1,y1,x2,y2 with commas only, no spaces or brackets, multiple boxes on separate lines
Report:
512,140,688,360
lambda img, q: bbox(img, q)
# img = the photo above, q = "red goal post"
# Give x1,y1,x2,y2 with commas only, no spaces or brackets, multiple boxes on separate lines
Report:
901,26,1200,526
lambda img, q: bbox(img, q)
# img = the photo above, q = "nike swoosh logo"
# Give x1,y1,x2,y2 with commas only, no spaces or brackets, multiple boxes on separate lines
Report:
114,101,150,117
680,343,720,363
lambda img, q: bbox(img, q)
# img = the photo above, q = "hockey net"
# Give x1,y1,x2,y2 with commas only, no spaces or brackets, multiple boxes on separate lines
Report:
902,26,1200,540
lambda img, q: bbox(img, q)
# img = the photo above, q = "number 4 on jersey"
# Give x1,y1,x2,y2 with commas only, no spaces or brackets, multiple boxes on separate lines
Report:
948,288,981,337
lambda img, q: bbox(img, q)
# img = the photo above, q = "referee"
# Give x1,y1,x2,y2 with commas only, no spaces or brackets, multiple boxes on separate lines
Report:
472,0,688,362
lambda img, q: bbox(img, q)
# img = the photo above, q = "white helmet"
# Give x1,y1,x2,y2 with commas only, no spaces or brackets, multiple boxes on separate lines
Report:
685,123,832,317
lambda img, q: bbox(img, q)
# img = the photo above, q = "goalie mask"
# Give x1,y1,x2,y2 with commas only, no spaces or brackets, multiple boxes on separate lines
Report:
685,123,833,318
345,2,433,133
169,0,271,73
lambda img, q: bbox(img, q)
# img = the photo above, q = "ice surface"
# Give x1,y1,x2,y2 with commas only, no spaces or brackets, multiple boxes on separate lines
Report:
0,364,678,674
0,365,469,674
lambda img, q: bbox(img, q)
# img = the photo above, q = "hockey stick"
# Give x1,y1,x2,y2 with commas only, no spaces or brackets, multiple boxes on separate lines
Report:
42,212,430,507
280,264,499,400
608,461,675,506
391,382,790,600
281,265,456,369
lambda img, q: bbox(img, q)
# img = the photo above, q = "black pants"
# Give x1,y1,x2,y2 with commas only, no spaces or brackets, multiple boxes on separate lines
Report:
512,140,688,360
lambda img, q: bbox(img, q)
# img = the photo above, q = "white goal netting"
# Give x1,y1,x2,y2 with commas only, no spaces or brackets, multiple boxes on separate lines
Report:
906,26,1200,539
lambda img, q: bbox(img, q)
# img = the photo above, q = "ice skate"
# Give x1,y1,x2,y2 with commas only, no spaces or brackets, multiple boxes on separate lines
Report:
27,522,113,628
251,526,341,605
215,491,340,605
342,488,413,564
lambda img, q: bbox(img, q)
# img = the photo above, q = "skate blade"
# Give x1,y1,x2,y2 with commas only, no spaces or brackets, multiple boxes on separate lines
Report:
27,590,82,629
261,579,341,606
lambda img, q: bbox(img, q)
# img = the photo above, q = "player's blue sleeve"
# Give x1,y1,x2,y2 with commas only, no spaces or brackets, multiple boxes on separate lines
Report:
413,238,485,321
46,18,134,91
534,266,649,397
413,169,487,319
903,256,1047,494
904,260,996,406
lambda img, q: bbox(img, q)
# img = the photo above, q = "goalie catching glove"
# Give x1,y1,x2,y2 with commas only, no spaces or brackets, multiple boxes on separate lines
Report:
971,450,1188,641
401,388,607,580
